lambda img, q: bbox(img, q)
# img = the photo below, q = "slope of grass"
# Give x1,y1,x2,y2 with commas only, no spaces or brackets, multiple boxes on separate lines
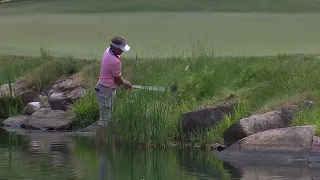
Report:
71,53,320,147
2,49,320,147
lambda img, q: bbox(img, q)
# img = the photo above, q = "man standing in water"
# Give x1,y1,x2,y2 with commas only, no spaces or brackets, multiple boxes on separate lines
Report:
94,36,133,140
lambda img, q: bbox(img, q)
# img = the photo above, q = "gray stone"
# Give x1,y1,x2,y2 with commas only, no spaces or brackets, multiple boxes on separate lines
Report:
26,102,41,115
19,89,40,107
25,109,75,131
0,115,27,129
48,77,86,110
223,102,314,146
218,125,316,163
180,102,238,137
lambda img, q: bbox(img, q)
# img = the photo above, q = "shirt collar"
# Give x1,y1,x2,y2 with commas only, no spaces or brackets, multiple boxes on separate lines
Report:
109,47,121,59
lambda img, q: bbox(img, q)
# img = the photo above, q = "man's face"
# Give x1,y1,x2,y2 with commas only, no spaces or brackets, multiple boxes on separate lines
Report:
116,48,123,55
113,48,123,55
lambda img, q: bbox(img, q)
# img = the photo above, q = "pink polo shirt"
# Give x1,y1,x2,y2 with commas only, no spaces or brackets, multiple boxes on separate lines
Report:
98,47,121,89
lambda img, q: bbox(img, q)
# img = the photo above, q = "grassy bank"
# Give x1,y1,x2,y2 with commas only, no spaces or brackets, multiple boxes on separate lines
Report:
2,50,320,147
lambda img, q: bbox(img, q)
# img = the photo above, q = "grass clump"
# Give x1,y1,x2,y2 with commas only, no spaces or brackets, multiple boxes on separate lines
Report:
112,89,178,148
0,55,44,85
17,56,93,92
0,83,23,119
292,105,320,136
71,89,99,130
72,88,179,148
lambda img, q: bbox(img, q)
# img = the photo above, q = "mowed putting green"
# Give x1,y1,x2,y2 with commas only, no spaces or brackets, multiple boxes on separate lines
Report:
1,12,320,59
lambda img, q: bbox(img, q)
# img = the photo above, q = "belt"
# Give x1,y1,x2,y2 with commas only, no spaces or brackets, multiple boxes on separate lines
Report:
98,83,115,90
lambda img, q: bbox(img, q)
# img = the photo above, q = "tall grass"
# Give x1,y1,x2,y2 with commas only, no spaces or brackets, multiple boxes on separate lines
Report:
72,88,179,148
0,83,23,119
292,105,320,136
71,88,99,129
112,89,178,148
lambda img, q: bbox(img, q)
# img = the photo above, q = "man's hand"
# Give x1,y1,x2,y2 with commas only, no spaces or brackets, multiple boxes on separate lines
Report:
123,80,133,90
114,76,132,90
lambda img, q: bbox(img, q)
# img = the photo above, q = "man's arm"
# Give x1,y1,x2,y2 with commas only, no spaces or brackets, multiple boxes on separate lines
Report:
111,61,132,89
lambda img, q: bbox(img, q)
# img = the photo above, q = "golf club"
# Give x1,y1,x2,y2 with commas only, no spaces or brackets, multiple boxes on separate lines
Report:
132,85,166,92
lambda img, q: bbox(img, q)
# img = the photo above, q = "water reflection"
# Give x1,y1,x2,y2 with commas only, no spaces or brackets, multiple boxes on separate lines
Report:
0,131,320,180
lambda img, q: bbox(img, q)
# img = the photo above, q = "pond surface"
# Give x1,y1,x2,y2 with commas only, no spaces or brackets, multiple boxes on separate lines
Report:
0,131,319,180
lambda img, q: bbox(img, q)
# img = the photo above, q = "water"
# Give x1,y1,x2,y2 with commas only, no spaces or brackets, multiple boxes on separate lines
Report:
0,131,319,180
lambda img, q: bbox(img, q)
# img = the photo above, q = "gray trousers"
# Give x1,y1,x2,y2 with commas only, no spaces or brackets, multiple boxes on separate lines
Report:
94,83,116,126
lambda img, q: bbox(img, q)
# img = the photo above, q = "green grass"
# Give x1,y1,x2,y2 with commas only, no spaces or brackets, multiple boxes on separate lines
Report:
72,88,180,148
0,93,23,119
292,105,320,136
0,46,95,119
70,52,320,148
2,50,320,147
1,12,320,59
2,0,320,15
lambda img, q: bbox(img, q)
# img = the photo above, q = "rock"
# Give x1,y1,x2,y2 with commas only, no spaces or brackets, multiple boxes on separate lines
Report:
217,125,316,163
0,83,20,97
223,101,314,146
19,89,40,106
0,115,27,130
25,109,75,131
309,136,320,167
26,102,41,115
77,121,98,132
180,102,238,137
48,77,86,110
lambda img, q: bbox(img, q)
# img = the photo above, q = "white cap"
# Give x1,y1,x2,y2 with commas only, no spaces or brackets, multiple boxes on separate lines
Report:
111,42,131,52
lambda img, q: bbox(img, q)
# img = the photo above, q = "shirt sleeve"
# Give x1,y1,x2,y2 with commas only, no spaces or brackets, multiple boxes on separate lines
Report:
110,60,121,77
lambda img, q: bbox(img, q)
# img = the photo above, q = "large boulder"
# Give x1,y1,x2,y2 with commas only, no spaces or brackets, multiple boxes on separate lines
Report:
180,102,238,137
0,115,27,130
223,101,314,146
19,89,40,107
217,125,316,163
48,76,86,111
25,109,75,130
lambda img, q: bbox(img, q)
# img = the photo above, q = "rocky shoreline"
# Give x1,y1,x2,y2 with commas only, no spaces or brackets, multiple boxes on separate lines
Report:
0,75,88,131
1,75,320,165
